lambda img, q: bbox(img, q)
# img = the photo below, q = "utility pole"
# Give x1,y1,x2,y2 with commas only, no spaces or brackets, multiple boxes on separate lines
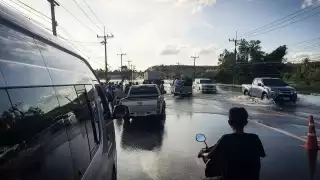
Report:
229,31,243,85
97,26,114,81
190,54,199,79
126,60,132,82
47,0,59,36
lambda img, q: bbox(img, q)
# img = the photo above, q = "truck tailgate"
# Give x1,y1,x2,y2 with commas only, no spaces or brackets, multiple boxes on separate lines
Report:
122,96,159,113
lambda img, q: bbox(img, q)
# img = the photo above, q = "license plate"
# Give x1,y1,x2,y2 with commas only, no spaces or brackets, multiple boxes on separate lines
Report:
283,97,290,100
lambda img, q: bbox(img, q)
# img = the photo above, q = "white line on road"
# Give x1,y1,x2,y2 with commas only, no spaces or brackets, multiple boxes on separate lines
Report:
251,120,307,142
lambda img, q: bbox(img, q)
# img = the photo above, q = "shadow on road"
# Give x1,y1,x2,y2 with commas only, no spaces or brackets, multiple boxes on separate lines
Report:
120,116,166,151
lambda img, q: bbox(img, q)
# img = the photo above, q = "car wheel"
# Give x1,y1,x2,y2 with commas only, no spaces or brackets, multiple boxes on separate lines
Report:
261,93,268,100
244,90,249,96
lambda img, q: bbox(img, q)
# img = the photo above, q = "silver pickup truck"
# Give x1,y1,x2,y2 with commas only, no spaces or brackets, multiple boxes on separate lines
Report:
121,84,166,119
242,77,297,103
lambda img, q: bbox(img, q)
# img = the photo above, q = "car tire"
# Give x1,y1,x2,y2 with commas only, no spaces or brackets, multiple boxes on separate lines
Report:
261,92,268,100
244,90,249,96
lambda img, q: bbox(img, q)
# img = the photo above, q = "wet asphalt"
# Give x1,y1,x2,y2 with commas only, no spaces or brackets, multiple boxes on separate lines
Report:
115,88,320,180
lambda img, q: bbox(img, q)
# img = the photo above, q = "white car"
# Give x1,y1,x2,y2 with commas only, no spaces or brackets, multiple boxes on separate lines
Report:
193,78,217,93
121,84,166,119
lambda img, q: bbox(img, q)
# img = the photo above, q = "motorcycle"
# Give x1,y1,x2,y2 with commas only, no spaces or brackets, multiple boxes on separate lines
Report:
196,134,223,180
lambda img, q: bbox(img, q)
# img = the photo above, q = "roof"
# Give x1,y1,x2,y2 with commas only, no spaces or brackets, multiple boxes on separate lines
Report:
0,3,98,80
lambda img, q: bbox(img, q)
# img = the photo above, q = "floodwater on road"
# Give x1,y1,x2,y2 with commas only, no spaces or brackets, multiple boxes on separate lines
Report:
115,92,320,180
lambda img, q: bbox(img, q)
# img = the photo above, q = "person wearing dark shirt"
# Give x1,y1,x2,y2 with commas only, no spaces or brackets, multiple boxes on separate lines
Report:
205,107,266,180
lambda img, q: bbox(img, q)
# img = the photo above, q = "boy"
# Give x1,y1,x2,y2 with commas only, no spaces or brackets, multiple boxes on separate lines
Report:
205,107,266,180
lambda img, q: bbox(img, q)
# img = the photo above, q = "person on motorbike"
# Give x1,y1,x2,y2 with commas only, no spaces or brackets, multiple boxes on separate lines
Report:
199,107,266,180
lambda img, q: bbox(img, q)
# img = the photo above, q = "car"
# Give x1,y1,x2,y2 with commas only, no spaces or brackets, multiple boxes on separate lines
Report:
171,77,193,96
121,84,166,119
242,77,297,103
193,78,217,93
0,5,125,180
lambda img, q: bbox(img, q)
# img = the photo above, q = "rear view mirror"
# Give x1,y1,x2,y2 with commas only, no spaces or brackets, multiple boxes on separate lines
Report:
196,133,208,148
113,105,127,119
196,133,206,142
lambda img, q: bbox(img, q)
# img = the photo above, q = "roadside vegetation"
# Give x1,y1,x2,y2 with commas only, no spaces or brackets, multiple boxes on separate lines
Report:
94,39,320,93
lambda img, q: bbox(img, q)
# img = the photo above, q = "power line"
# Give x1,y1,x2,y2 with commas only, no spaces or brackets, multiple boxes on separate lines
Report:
59,2,98,34
240,1,320,38
13,0,51,20
9,0,52,24
81,0,103,25
243,9,320,39
289,36,320,47
1,0,52,32
71,0,102,32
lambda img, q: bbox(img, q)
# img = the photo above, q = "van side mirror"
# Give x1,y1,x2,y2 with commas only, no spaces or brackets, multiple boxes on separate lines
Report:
113,105,128,119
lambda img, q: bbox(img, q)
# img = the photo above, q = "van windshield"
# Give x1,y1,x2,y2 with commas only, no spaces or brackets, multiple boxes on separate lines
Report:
200,80,215,84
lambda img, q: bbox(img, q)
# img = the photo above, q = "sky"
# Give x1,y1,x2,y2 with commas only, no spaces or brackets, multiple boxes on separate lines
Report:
2,0,320,70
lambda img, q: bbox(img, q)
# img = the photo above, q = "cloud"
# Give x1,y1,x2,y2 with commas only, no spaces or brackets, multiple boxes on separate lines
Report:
160,45,181,55
290,51,314,59
173,0,217,14
198,44,218,55
203,20,215,29
301,0,320,8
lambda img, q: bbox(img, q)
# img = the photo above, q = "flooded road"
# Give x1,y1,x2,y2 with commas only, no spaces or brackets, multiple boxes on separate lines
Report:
115,90,320,180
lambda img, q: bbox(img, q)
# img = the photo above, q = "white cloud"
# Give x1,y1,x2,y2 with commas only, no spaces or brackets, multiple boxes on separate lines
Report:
199,44,218,55
173,0,217,14
301,0,320,8
8,0,220,70
160,45,181,55
203,20,215,29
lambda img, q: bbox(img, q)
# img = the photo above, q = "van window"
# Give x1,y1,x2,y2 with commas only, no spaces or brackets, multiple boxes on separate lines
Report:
6,87,59,145
85,85,101,149
2,87,74,180
54,85,91,179
0,89,15,148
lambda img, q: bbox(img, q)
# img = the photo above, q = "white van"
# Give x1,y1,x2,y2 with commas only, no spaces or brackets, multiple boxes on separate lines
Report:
193,78,217,93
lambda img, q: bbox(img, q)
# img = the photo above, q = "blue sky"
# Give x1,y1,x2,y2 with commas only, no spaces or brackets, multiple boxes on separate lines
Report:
4,0,320,70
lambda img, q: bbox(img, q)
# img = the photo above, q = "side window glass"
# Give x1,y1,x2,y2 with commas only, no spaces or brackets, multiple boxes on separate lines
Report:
7,87,59,145
55,85,91,179
3,87,74,180
85,85,101,153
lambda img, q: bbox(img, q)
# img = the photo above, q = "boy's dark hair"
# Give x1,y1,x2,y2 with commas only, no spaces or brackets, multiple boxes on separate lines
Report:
228,107,248,130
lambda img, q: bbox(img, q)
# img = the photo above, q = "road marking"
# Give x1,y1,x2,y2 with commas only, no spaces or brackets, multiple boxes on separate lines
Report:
251,120,307,142
250,111,320,125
